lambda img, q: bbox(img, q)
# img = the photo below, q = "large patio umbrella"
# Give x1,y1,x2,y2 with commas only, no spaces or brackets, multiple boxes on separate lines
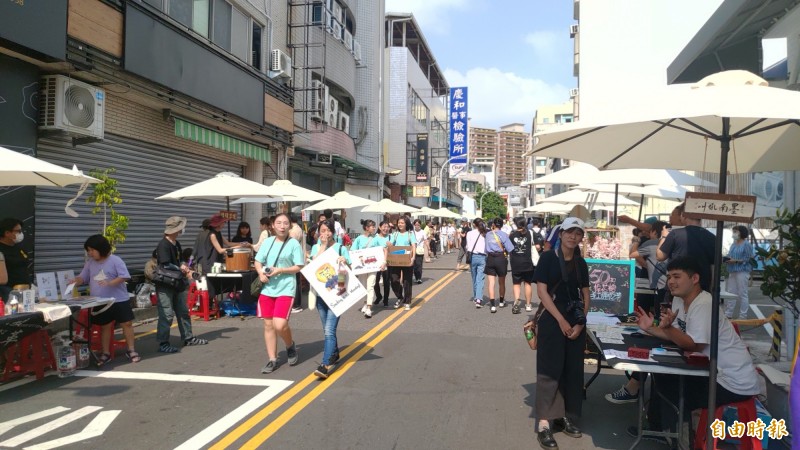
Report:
522,203,574,214
541,190,639,207
303,191,375,211
520,162,599,186
0,146,101,187
156,171,285,237
573,183,688,202
231,179,329,204
361,198,418,214
528,70,800,441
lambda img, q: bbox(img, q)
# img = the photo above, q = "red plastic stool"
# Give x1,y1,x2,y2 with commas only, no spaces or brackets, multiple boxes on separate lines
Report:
694,397,762,450
74,310,125,359
188,284,219,321
3,330,57,381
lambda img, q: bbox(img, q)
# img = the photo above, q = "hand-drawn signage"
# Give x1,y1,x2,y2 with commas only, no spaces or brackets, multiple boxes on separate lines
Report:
684,192,756,223
586,258,635,315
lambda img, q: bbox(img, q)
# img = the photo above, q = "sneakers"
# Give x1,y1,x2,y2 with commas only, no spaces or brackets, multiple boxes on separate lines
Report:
525,304,533,312
415,279,423,285
394,300,402,309
183,337,208,346
286,342,299,366
360,305,368,314
364,307,372,318
261,359,278,374
404,303,411,311
605,385,638,404
490,306,497,313
625,425,672,446
498,299,506,308
158,342,180,353
512,302,521,314
291,307,303,313
475,300,483,308
314,364,335,379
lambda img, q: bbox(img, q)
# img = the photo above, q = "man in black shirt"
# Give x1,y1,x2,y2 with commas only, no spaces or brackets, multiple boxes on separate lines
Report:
657,205,716,291
0,217,30,300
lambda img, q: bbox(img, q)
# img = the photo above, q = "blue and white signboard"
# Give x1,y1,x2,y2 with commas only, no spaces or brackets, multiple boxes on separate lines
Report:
449,87,468,177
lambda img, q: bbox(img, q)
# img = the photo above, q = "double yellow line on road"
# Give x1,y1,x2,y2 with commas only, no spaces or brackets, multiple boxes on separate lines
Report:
210,270,461,450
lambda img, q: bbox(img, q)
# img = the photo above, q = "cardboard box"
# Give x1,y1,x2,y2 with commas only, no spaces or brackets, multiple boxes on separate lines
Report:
386,246,414,267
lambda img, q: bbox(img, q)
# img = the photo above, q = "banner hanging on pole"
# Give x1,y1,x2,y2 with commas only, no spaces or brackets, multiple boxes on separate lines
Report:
449,87,468,178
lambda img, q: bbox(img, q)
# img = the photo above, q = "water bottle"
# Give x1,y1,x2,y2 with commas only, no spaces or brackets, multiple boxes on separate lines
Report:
525,328,535,341
57,339,77,378
74,341,90,369
8,295,20,315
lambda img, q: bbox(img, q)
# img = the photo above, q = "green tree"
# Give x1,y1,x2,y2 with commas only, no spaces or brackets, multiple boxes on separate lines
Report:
87,168,129,250
757,207,800,317
475,185,507,221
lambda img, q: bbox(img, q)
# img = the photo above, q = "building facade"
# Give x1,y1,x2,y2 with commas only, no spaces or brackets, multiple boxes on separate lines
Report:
528,101,575,203
0,0,294,274
496,123,530,188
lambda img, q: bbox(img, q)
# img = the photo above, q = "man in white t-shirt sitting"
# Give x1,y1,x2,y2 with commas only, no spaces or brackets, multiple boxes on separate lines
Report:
631,256,760,438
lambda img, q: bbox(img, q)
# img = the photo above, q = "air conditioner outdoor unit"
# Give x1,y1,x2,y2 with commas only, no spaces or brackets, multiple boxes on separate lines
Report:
353,40,362,62
569,24,579,37
39,75,105,139
270,49,292,78
326,96,339,125
316,153,333,165
343,30,353,51
310,80,327,122
569,88,579,97
332,2,342,22
338,112,350,133
331,21,342,40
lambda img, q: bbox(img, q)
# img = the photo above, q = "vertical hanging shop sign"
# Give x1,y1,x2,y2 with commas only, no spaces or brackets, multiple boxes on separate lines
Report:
449,87,468,177
416,133,429,182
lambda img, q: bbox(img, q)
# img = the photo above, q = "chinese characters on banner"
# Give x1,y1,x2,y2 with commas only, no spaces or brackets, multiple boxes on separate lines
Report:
449,87,468,177
684,192,757,223
416,133,428,182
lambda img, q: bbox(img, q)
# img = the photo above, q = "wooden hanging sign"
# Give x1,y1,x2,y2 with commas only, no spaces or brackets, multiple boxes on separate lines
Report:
683,192,756,223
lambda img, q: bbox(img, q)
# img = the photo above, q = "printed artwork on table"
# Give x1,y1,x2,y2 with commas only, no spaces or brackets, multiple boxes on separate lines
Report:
35,272,59,300
56,270,75,299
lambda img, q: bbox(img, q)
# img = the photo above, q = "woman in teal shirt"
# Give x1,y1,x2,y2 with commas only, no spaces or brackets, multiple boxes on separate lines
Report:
308,219,351,379
351,219,388,318
388,216,416,310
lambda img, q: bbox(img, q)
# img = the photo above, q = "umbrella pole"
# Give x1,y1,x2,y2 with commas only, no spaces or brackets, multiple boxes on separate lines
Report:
637,194,644,222
613,184,619,225
226,197,232,241
705,117,730,450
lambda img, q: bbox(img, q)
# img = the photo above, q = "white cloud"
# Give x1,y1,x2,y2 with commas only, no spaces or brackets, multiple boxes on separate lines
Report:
524,31,559,61
444,67,569,131
385,0,472,34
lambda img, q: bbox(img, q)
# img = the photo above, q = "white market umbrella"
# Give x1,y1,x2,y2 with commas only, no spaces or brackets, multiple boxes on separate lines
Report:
436,209,463,220
522,203,574,214
529,70,800,430
303,191,375,211
588,169,716,188
231,180,330,204
0,146,101,187
361,198,418,214
573,183,688,201
411,206,438,217
520,162,599,186
541,190,638,207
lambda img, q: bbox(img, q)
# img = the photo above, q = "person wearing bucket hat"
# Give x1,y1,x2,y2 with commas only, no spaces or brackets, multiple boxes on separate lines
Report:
154,216,207,353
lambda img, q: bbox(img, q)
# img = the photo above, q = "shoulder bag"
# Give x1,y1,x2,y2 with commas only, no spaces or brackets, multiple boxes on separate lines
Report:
153,264,188,290
529,230,541,266
250,238,289,296
465,233,479,265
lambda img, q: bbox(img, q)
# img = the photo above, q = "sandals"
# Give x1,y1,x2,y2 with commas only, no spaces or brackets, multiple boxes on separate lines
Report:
125,351,142,363
183,337,208,346
96,352,111,366
158,342,180,353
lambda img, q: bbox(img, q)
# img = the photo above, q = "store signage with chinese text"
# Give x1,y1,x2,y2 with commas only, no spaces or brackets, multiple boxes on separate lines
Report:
684,192,756,223
412,186,431,197
416,133,429,182
449,87,468,177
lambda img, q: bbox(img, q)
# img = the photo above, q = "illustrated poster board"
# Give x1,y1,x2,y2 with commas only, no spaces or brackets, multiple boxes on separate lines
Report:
349,247,386,275
300,247,366,317
585,258,635,316
35,272,59,300
57,270,75,299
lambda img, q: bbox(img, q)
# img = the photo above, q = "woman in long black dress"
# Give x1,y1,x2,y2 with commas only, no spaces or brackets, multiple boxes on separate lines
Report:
532,217,590,449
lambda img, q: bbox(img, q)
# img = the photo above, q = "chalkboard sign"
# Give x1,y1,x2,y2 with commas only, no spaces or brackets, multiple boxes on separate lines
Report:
585,258,635,316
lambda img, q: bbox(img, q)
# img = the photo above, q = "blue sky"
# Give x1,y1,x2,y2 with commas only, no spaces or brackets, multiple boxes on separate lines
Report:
385,0,786,132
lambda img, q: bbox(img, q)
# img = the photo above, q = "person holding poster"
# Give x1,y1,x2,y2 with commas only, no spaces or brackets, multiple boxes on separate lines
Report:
374,221,392,307
254,213,304,375
388,217,416,311
352,219,387,319
307,219,351,379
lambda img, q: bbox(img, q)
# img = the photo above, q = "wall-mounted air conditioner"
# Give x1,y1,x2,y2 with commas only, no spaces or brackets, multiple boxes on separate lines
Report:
353,40,361,62
310,80,327,122
569,24,579,37
338,112,350,133
316,153,333,165
326,96,339,125
270,49,292,78
343,30,353,51
333,3,343,22
39,75,105,139
569,88,579,98
331,22,342,40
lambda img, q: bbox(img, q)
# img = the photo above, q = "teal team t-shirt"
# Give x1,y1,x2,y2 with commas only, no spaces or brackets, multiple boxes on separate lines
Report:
310,242,351,265
351,234,388,250
254,237,304,297
389,231,416,246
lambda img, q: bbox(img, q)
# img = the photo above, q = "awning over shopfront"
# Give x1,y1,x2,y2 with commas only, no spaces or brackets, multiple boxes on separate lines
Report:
174,118,271,163
430,195,461,208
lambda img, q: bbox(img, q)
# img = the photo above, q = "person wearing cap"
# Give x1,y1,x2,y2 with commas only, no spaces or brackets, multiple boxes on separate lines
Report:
532,217,589,449
154,216,208,353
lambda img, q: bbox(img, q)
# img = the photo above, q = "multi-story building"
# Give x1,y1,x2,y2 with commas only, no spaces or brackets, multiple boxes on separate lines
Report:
496,123,530,188
527,101,575,203
384,13,460,210
466,126,498,191
0,0,295,273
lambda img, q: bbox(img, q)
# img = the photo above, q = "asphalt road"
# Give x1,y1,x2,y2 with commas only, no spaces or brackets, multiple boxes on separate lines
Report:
0,252,782,449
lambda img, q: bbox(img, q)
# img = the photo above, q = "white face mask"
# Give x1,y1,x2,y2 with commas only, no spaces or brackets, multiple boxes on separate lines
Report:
731,231,739,240
14,232,23,244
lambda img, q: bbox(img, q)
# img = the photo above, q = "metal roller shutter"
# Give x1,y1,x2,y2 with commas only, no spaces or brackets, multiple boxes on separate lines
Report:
35,134,242,275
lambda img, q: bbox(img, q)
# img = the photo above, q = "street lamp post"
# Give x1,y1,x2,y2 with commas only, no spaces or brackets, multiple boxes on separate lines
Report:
438,156,461,211
478,190,490,215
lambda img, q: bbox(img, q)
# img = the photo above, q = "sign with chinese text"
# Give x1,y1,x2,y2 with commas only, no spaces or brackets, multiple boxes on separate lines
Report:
684,192,756,223
300,247,366,317
415,133,429,182
449,87,468,177
412,185,431,197
219,210,238,221
586,259,635,316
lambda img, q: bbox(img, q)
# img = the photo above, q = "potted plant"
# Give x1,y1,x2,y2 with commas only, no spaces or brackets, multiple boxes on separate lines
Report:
757,207,800,358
